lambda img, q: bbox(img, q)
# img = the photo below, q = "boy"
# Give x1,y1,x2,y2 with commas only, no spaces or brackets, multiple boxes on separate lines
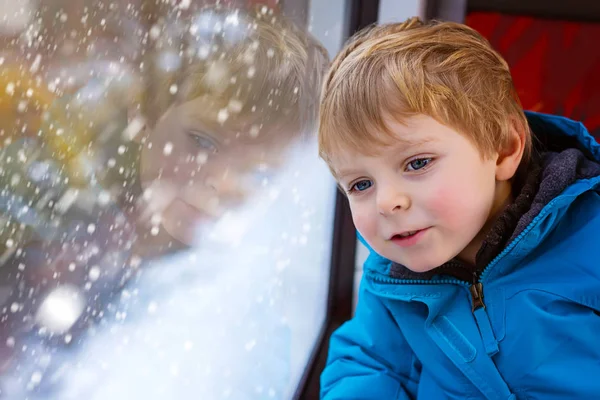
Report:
319,17,600,399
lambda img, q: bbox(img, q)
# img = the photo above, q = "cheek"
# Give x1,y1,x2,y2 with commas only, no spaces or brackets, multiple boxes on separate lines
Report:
426,183,464,226
424,177,482,225
142,149,215,190
181,168,249,212
350,203,377,240
424,166,495,227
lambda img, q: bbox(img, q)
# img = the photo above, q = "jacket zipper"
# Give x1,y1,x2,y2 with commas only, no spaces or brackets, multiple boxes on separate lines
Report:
466,200,560,355
467,196,561,309
469,271,499,355
469,279,485,313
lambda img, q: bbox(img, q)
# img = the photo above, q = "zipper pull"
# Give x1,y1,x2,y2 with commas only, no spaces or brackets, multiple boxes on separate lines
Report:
469,278,499,356
469,282,485,313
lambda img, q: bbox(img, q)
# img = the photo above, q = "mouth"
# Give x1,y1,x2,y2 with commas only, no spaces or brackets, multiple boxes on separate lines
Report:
161,199,216,243
389,227,430,247
395,230,419,238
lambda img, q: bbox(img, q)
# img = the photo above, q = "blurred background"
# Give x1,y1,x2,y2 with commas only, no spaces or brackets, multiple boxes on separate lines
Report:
0,0,598,399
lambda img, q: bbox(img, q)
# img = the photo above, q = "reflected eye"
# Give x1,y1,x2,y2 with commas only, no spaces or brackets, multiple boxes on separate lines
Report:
350,180,372,192
188,131,218,153
406,158,432,171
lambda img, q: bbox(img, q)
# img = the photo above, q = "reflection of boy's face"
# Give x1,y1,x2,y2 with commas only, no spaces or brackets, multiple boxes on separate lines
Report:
138,97,289,245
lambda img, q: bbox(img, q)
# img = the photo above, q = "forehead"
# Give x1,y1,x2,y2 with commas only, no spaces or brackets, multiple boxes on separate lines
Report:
150,101,295,169
178,97,243,134
327,114,475,179
382,114,448,140
329,115,439,159
157,97,297,144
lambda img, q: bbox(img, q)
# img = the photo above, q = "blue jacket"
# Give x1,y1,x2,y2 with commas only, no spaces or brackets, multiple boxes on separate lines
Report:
321,112,600,400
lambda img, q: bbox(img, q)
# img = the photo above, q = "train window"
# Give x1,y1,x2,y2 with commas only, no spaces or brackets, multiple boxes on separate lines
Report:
0,0,339,398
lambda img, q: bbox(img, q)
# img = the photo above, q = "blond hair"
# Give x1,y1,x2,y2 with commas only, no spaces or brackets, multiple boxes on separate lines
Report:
149,4,329,143
319,17,530,166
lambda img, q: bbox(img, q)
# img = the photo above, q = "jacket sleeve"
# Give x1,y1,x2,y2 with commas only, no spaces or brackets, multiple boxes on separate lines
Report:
320,277,419,400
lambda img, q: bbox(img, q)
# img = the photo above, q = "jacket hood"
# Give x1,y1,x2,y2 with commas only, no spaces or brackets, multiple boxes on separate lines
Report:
526,111,600,162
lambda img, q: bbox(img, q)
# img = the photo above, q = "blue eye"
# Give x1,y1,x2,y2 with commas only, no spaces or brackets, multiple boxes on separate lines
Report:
351,180,373,192
407,158,432,171
188,132,218,153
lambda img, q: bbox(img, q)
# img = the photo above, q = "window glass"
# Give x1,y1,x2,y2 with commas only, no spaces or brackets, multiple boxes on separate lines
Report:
0,1,335,398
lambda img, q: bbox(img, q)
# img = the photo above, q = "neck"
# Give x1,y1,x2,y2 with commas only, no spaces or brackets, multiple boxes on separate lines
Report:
457,180,513,266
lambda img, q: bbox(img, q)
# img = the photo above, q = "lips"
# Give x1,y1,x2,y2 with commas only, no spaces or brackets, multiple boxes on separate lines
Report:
389,227,430,247
396,230,419,238
391,228,424,239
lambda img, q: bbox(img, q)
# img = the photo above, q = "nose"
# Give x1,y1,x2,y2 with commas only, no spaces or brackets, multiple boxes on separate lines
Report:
377,186,411,216
201,174,250,208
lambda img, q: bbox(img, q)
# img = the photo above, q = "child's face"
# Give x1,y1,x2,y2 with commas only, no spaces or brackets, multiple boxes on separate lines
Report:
138,97,287,245
333,115,503,272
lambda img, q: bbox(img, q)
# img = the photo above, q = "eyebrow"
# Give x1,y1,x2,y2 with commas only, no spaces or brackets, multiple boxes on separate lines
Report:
391,136,435,150
334,137,435,179
185,111,222,132
333,169,361,181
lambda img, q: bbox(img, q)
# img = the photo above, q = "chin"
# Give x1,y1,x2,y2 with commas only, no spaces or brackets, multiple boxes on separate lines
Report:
165,228,194,247
388,254,447,274
403,262,440,274
157,216,194,247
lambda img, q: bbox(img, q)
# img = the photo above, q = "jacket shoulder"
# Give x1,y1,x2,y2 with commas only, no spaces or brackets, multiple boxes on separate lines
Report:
513,189,600,309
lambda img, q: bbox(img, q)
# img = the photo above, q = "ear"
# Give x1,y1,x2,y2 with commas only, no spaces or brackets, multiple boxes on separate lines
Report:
495,117,527,182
